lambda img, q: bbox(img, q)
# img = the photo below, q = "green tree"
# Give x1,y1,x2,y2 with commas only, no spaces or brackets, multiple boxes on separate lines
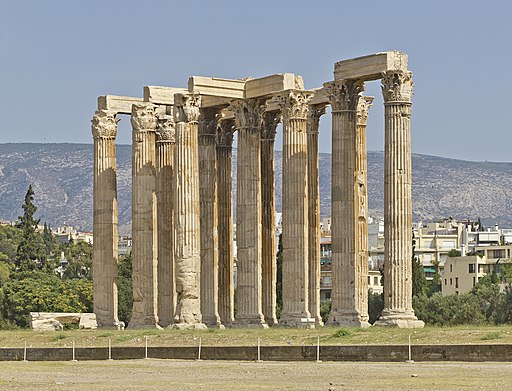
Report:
0,225,22,264
368,290,383,324
61,241,92,280
15,185,44,271
447,249,461,257
117,252,133,324
411,231,427,298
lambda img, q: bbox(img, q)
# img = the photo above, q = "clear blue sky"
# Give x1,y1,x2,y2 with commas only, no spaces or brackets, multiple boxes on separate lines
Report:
1,0,511,161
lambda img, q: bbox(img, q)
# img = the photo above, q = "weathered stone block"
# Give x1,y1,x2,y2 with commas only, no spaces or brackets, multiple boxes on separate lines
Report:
245,74,304,99
143,86,186,105
97,95,143,114
188,76,245,98
29,312,97,331
334,51,408,81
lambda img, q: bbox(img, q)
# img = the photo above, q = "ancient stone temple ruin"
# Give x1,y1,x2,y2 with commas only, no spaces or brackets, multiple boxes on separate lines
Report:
91,51,424,329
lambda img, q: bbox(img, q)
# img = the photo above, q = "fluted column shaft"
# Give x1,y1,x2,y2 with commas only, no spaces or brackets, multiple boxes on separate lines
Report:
376,71,423,328
276,90,313,327
355,97,373,323
307,104,326,327
173,93,205,329
92,110,119,328
230,99,267,327
261,112,279,326
199,108,221,327
217,120,235,325
130,103,158,328
156,115,175,328
326,80,370,327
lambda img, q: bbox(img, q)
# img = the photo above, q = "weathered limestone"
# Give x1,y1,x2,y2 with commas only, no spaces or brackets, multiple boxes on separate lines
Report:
217,119,235,325
245,74,304,99
375,71,424,328
29,312,98,331
156,114,175,328
230,98,267,328
97,95,143,115
275,90,313,327
307,103,327,327
334,51,408,81
129,103,159,328
355,96,373,325
91,110,119,328
261,111,280,326
173,93,206,329
326,80,370,327
199,108,222,327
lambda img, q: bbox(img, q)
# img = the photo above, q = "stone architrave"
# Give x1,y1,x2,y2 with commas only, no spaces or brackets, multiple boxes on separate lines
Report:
326,80,370,327
229,98,268,328
156,114,176,328
199,108,222,328
355,96,373,325
172,93,206,329
375,71,424,328
306,103,327,327
216,119,235,326
261,111,280,326
274,90,314,327
129,103,159,328
91,110,120,328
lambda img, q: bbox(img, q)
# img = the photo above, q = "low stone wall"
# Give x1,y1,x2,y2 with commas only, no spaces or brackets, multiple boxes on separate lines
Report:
1,345,512,362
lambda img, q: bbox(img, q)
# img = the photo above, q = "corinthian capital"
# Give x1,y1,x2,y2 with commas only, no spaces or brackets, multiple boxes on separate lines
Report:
131,103,156,132
325,79,365,112
307,103,327,134
356,97,374,126
381,71,413,102
174,93,201,123
199,108,221,136
272,90,313,121
228,98,265,129
217,119,235,147
156,115,175,143
262,111,281,140
91,110,119,139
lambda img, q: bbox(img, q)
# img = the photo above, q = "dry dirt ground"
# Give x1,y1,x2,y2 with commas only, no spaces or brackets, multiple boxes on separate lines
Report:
0,360,510,390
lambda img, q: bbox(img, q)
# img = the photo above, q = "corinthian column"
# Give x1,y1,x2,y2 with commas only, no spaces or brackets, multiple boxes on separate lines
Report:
156,115,175,328
326,79,370,327
199,108,222,327
355,96,373,325
375,71,424,328
92,110,120,328
307,103,327,327
129,103,159,328
275,90,313,327
261,111,280,326
217,119,235,326
230,99,267,327
172,93,206,329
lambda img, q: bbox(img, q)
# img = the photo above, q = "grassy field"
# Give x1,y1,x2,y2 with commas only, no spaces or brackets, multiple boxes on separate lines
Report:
1,359,511,390
1,325,512,349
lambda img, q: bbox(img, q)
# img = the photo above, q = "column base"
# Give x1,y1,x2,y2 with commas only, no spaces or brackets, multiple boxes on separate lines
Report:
374,310,425,328
202,315,224,329
171,322,208,330
314,315,324,327
328,311,371,328
264,316,278,327
232,315,268,328
157,318,173,329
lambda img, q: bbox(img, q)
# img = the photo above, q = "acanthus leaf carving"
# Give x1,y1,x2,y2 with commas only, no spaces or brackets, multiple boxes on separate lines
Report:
272,90,313,123
324,79,365,112
156,115,176,143
307,103,328,134
381,71,414,103
91,110,119,139
261,111,281,140
217,119,235,147
356,96,374,126
131,103,156,132
174,93,201,123
228,98,265,129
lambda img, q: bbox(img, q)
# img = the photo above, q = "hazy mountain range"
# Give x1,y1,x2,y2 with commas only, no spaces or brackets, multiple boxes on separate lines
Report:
1,143,511,235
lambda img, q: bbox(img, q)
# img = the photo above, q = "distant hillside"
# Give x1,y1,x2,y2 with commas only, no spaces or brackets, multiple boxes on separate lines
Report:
1,143,512,235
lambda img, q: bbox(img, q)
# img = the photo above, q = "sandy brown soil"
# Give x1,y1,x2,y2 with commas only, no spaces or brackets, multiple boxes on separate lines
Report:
0,360,510,390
